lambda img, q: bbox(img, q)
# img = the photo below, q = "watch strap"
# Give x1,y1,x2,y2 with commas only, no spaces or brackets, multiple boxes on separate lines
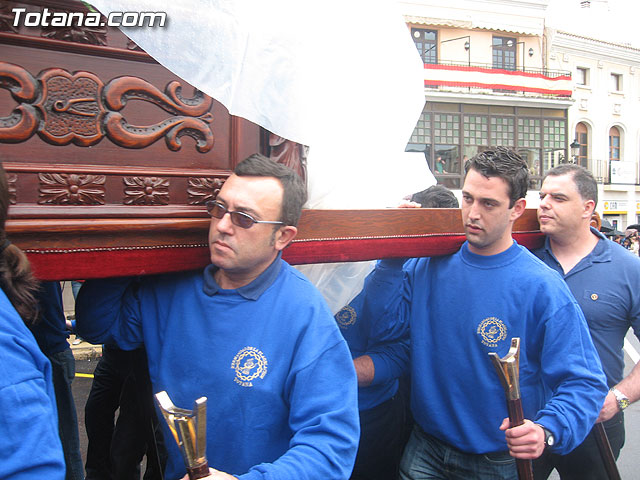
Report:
534,423,554,447
611,387,630,411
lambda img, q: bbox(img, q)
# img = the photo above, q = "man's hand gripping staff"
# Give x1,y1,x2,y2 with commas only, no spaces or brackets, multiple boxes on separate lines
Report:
490,338,534,480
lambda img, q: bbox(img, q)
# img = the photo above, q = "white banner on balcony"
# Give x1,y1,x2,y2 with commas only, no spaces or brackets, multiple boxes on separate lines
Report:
610,161,637,184
424,64,571,96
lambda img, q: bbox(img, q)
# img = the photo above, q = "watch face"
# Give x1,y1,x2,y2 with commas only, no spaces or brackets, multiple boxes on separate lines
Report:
547,433,555,446
620,398,631,410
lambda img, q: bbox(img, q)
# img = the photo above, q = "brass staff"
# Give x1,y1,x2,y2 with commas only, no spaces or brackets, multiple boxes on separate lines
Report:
155,391,209,480
489,337,534,480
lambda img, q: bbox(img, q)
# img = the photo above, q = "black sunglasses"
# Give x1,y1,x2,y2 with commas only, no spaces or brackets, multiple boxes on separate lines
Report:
206,201,285,229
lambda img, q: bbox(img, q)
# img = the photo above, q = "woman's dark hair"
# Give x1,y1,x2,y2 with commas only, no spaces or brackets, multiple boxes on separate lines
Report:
0,163,39,324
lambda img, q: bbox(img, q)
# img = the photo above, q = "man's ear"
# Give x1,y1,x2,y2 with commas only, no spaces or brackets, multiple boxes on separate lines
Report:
584,200,596,220
510,197,526,222
274,226,298,251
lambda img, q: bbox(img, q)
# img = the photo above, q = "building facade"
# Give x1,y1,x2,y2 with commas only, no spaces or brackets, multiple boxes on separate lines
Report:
548,29,640,230
401,0,640,229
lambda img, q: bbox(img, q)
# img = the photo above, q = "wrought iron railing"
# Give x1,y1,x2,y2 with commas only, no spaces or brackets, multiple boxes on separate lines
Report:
427,60,572,79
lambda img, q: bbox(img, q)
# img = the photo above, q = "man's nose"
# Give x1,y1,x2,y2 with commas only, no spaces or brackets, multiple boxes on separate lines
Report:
467,201,481,219
214,211,234,233
539,195,550,209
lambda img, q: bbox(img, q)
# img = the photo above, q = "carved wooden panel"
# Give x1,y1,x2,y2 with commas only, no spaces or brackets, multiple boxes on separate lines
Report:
1,63,215,151
0,0,309,279
123,177,170,205
39,173,106,205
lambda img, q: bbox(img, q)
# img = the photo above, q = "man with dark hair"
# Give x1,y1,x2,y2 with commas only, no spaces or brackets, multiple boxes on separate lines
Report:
410,185,459,208
360,147,607,480
534,163,640,480
76,154,359,480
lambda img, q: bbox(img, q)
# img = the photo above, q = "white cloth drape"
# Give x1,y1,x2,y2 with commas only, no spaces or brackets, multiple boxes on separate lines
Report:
89,0,434,311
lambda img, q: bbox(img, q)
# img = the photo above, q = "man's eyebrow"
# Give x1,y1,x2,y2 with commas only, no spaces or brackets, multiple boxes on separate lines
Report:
461,190,500,203
542,192,569,199
218,198,261,218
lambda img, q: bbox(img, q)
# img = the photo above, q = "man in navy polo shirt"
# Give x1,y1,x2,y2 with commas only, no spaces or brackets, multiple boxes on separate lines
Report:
534,164,640,479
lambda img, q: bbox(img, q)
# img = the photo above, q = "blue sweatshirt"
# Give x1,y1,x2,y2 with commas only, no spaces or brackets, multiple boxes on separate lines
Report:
76,255,359,480
0,290,65,478
535,228,640,387
363,241,608,455
335,269,409,411
29,281,71,356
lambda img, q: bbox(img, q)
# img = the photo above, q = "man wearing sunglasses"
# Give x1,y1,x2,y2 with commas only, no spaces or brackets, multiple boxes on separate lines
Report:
76,154,359,480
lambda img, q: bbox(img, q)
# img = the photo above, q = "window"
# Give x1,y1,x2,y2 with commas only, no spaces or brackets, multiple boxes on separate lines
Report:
611,73,622,92
406,103,567,189
609,126,620,161
576,67,589,86
492,36,516,71
575,122,588,168
412,28,437,64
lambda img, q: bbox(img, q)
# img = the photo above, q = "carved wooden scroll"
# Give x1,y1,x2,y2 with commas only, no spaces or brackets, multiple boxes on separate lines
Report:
0,62,214,151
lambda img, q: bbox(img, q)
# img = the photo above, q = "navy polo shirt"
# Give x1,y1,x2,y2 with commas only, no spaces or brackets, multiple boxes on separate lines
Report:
535,228,640,386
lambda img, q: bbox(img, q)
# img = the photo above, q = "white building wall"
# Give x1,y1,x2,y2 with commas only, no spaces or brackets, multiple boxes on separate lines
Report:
549,31,640,228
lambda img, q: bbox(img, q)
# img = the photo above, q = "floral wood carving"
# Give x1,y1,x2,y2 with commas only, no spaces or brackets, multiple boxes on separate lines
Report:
123,177,170,205
187,177,225,205
0,62,214,152
39,173,106,205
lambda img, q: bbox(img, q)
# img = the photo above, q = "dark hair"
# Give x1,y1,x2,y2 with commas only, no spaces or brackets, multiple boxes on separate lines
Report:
411,185,459,208
234,154,307,226
464,147,529,208
0,163,39,324
543,164,598,208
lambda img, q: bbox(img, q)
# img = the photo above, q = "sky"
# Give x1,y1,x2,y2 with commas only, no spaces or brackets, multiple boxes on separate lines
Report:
546,0,639,48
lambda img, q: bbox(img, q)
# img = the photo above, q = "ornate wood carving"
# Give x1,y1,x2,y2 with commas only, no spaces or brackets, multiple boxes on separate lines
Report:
7,173,17,205
126,39,143,52
0,62,215,151
187,177,225,205
38,173,106,204
0,62,39,142
41,15,108,46
0,4,20,34
268,133,308,182
123,177,170,205
35,68,104,146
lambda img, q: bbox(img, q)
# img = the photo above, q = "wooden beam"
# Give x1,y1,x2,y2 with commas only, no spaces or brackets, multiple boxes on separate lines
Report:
7,208,543,280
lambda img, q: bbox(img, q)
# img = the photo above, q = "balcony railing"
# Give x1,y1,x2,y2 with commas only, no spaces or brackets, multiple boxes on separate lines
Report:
423,61,572,98
435,61,571,78
591,159,639,185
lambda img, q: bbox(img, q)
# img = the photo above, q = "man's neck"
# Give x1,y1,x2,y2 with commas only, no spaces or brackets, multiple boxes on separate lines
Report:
548,225,599,274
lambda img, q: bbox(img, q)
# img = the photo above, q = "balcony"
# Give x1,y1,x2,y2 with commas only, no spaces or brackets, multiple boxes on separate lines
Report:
423,61,572,99
592,159,639,185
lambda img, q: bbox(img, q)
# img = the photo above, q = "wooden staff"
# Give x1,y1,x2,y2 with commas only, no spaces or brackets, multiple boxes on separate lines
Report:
593,422,622,480
489,338,534,480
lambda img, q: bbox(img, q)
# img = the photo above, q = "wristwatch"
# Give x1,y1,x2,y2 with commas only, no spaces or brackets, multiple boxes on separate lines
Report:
611,387,631,411
535,423,555,447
